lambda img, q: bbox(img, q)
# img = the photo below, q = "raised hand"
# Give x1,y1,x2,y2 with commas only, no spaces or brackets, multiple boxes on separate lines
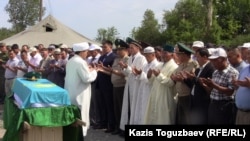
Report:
147,69,153,78
152,69,160,77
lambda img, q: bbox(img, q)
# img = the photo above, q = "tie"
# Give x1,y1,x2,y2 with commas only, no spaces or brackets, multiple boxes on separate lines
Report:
90,57,95,63
132,56,135,63
191,67,203,96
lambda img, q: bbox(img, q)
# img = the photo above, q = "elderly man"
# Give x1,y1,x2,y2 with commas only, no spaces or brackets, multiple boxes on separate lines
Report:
35,48,53,79
64,42,98,137
47,49,66,88
238,42,250,63
232,46,250,124
25,47,42,72
227,48,248,73
144,44,178,124
130,46,159,125
119,37,147,136
201,48,239,124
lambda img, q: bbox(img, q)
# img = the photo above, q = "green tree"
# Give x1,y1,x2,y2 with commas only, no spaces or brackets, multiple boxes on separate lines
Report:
95,26,119,43
214,0,241,40
0,28,16,41
163,0,208,44
131,9,163,46
5,0,45,32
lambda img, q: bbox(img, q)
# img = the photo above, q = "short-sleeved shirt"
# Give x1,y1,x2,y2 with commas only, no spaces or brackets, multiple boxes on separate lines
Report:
210,65,239,101
235,65,250,110
5,57,19,79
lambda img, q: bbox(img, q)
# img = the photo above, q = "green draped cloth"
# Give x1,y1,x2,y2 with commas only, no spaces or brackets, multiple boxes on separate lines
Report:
3,97,83,141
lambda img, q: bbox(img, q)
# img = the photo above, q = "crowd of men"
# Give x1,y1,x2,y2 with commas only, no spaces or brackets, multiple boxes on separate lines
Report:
0,38,250,139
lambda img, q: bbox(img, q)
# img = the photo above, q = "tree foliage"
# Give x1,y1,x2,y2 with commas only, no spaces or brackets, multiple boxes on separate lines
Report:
5,0,45,32
163,0,207,44
131,9,165,46
95,26,119,43
0,28,16,41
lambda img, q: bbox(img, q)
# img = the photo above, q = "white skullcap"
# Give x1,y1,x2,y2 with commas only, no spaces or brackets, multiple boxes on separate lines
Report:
89,44,101,51
143,46,155,54
54,48,61,54
192,41,204,48
29,47,37,52
72,42,89,52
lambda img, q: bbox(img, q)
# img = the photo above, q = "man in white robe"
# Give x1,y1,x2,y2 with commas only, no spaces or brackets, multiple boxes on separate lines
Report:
119,38,147,134
64,42,97,137
144,44,178,124
130,47,159,124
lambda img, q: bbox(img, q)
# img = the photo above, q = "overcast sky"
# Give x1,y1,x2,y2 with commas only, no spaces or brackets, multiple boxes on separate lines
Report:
0,0,178,40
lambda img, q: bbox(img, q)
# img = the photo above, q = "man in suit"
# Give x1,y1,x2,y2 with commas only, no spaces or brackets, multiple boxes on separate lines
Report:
95,40,116,133
184,48,215,124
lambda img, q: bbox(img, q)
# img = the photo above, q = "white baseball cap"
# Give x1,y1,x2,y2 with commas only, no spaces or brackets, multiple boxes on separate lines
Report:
239,42,250,48
143,46,155,54
208,48,227,59
192,41,204,48
72,42,89,52
207,48,216,55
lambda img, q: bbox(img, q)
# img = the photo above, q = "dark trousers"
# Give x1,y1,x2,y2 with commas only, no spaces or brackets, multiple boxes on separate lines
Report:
176,95,191,125
0,73,5,102
190,95,210,124
98,86,115,129
208,99,235,124
95,88,107,127
113,86,124,131
89,82,100,126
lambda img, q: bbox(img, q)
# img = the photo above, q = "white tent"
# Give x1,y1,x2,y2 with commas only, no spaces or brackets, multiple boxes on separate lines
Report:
0,15,100,48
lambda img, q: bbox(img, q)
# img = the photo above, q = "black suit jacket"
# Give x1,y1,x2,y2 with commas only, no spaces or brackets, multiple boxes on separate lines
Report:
185,62,215,103
96,52,116,90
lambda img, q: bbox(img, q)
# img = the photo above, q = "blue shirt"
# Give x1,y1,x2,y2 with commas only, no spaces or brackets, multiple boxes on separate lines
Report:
235,61,248,73
235,65,250,110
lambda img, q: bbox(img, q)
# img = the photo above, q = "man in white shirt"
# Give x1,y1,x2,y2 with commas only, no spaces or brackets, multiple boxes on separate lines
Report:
26,47,42,72
3,50,19,96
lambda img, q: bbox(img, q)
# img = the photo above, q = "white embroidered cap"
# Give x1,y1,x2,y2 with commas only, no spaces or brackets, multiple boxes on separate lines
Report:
143,46,155,54
72,42,89,52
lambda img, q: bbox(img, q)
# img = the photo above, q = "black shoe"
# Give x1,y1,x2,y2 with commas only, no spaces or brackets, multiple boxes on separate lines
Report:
111,130,120,135
93,125,107,130
104,128,115,133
